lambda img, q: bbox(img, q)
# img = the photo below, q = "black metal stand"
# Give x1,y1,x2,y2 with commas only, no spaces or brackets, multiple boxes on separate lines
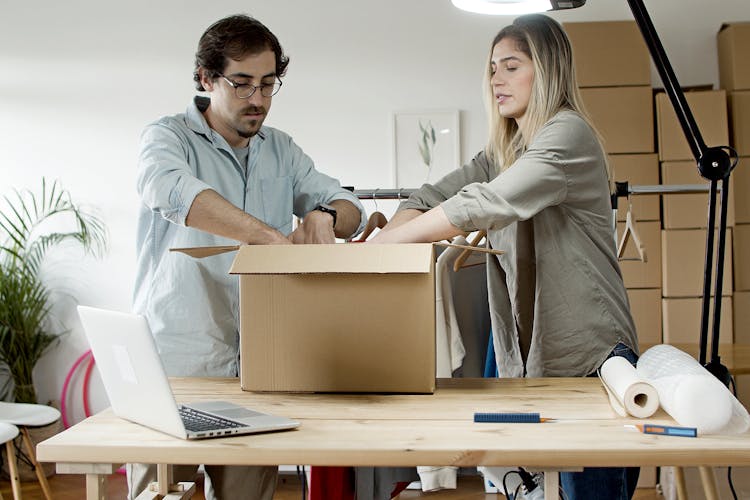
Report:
626,0,737,386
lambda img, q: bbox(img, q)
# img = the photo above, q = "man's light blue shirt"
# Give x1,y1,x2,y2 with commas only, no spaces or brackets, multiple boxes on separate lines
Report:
134,96,366,376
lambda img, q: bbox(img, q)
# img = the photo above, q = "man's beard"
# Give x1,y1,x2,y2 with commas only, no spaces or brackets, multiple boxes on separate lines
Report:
238,126,259,139
237,105,266,138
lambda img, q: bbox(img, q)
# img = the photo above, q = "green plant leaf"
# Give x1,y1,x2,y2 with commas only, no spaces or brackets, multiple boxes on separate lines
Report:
0,177,107,403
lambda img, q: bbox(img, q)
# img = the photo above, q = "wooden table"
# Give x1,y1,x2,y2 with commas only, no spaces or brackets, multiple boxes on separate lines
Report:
37,377,750,499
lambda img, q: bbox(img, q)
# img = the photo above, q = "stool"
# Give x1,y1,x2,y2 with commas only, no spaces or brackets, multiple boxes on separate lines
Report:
0,422,20,500
0,402,61,500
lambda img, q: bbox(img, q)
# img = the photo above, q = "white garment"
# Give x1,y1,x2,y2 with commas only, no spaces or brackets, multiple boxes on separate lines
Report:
415,466,459,492
434,235,474,377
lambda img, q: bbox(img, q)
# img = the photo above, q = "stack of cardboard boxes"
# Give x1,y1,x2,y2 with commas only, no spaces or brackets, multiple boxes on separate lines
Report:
565,21,661,348
656,88,734,345
565,20,750,355
718,22,750,407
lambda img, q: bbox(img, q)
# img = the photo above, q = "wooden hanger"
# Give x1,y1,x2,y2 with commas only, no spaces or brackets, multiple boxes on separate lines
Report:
355,211,388,242
617,200,647,263
452,230,487,272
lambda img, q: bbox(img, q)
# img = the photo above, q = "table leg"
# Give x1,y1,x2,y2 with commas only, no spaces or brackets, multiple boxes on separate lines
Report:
86,474,107,500
157,463,173,496
674,466,688,500
544,471,559,500
56,462,121,500
136,464,196,499
698,466,719,500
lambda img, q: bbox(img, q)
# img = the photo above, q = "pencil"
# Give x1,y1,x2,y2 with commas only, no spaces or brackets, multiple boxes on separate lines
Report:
473,412,549,423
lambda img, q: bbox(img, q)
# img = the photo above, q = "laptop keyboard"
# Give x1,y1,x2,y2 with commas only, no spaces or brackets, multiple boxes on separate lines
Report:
179,406,245,432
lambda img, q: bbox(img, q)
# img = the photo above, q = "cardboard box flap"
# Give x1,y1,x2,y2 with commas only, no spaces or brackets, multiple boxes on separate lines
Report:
170,245,240,258
229,243,433,275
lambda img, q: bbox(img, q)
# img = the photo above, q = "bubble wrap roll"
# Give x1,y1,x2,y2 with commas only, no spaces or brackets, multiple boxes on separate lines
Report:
636,344,750,435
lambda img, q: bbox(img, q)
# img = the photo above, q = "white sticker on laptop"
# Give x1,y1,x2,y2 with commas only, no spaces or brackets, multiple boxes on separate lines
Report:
112,344,138,384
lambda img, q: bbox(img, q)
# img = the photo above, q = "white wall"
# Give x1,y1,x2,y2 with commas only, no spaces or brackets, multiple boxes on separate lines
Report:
1,0,747,423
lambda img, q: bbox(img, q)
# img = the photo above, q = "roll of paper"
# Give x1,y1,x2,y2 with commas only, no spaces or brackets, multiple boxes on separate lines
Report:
636,344,750,435
599,356,659,418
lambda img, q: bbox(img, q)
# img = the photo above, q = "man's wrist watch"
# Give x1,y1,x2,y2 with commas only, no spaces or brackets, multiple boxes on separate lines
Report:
314,203,337,228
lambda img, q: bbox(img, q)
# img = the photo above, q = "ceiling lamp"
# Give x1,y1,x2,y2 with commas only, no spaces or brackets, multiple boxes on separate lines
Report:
450,0,586,15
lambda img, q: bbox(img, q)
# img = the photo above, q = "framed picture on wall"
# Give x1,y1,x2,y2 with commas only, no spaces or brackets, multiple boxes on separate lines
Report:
392,109,461,189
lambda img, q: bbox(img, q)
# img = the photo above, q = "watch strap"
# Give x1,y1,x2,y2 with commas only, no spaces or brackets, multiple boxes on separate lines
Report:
314,204,337,228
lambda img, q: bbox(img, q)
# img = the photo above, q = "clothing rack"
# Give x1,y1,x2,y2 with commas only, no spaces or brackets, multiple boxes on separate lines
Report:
349,183,716,203
613,181,718,196
347,188,416,200
611,181,718,210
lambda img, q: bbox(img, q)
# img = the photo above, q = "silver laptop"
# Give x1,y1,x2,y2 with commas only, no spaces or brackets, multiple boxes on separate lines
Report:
77,305,300,440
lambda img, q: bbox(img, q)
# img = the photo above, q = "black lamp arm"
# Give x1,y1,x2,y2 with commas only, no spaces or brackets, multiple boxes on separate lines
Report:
625,0,736,383
625,0,707,161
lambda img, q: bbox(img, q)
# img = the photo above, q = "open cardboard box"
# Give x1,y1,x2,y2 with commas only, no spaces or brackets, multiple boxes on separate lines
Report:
235,243,437,393
174,243,495,394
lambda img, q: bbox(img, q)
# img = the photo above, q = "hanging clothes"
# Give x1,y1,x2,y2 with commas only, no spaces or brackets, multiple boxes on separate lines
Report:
434,236,471,377
309,466,355,500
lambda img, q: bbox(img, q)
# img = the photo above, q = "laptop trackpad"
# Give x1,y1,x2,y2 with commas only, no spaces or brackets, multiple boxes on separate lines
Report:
217,407,265,419
188,401,264,419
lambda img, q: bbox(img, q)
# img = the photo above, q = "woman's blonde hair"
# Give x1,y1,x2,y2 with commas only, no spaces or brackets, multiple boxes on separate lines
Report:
483,14,600,172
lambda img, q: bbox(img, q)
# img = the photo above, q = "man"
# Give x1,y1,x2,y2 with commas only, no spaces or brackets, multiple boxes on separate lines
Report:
132,14,365,500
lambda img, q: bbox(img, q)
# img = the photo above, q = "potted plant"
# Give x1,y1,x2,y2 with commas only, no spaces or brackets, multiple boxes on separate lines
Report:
0,178,106,404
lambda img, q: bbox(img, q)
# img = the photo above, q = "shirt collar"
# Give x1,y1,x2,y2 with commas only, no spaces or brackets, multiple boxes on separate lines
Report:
185,95,266,143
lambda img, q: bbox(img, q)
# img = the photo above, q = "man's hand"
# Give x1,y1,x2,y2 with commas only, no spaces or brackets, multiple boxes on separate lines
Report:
289,210,336,244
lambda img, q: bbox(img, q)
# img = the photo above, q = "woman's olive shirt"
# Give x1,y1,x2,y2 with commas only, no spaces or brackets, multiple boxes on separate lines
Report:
400,110,638,377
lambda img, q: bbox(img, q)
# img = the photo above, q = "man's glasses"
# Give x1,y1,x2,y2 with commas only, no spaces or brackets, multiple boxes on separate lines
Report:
219,74,283,99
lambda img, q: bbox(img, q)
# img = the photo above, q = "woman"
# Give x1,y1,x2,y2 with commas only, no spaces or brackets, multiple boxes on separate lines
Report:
370,13,640,499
